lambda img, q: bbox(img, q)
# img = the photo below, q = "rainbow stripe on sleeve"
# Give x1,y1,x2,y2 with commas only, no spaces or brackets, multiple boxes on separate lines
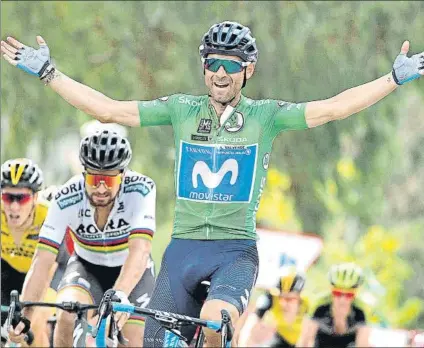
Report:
37,237,61,255
128,228,154,242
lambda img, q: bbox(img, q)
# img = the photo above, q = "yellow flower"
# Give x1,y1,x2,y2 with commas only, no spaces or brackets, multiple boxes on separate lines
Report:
381,237,400,253
337,158,358,181
267,169,292,191
326,179,338,196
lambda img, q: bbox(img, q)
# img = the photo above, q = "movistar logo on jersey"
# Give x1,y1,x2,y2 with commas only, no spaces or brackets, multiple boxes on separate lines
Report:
177,141,257,203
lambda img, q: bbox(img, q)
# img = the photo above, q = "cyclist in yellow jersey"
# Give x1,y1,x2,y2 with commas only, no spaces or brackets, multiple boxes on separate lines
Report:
297,263,371,348
239,267,309,348
1,158,68,347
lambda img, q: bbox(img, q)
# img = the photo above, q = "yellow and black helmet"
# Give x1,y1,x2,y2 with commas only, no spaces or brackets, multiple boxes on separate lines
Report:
270,266,306,296
1,158,44,192
329,263,364,289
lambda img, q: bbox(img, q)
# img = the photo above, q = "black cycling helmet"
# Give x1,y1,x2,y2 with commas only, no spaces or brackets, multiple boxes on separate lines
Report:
199,21,258,63
79,129,132,171
1,158,44,192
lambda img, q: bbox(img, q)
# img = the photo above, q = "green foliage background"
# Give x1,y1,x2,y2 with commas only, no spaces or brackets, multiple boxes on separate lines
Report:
2,1,423,328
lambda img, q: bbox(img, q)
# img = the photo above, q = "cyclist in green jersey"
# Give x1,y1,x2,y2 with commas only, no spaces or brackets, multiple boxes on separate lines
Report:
2,20,422,346
297,263,371,348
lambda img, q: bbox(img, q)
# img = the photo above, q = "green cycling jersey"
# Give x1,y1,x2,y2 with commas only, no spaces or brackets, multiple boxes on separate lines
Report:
138,94,307,240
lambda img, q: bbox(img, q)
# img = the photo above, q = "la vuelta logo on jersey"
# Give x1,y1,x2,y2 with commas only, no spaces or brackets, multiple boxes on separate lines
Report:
177,141,258,203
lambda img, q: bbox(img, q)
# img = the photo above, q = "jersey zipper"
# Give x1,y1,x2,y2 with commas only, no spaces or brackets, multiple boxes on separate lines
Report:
207,103,219,240
207,102,235,240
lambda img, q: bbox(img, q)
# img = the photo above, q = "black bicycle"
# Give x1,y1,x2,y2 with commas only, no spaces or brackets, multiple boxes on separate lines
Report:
94,288,234,347
4,290,127,347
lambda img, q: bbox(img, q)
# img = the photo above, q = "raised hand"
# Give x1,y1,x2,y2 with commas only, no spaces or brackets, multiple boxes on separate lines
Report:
1,36,54,79
392,41,424,85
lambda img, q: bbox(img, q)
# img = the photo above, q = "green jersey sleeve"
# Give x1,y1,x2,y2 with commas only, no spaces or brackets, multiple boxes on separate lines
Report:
138,95,178,127
272,100,308,134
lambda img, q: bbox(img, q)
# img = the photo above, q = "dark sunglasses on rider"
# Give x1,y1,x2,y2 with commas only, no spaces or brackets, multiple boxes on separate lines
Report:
202,58,251,74
84,172,122,190
1,193,32,205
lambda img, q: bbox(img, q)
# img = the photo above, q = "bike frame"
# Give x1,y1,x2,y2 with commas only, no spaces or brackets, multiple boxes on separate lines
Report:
103,301,232,348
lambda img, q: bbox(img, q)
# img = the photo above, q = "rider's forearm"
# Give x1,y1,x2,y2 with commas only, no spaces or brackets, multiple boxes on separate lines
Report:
296,318,318,348
113,239,152,296
356,326,371,347
238,314,258,346
20,250,56,318
48,71,118,122
296,337,315,348
331,72,398,120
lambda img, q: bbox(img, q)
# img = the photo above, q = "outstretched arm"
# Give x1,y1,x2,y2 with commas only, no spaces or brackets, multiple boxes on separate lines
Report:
1,36,140,126
305,41,423,128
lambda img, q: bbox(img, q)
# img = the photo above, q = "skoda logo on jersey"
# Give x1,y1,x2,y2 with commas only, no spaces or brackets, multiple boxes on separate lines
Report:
224,111,244,133
177,141,258,203
158,96,169,102
197,118,212,134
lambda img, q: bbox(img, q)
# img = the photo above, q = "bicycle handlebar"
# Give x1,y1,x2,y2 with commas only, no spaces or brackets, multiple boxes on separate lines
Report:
97,289,234,346
7,290,127,347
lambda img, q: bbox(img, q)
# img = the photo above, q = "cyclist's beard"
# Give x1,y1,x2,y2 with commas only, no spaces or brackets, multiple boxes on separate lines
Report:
86,191,115,207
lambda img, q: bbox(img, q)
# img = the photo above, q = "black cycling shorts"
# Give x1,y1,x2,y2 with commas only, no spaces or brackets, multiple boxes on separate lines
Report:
58,253,156,325
143,238,259,346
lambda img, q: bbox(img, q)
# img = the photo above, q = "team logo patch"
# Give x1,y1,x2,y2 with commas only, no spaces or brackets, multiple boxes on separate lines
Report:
124,183,151,196
191,134,209,142
224,111,244,133
197,118,212,134
57,193,83,210
177,141,258,203
26,234,39,241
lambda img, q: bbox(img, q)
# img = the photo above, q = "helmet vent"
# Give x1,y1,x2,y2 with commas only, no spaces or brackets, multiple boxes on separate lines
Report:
79,130,132,171
99,150,106,162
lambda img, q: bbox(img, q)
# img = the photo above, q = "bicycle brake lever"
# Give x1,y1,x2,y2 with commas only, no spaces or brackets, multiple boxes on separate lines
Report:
220,309,234,342
92,289,116,337
7,291,19,331
220,309,230,324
